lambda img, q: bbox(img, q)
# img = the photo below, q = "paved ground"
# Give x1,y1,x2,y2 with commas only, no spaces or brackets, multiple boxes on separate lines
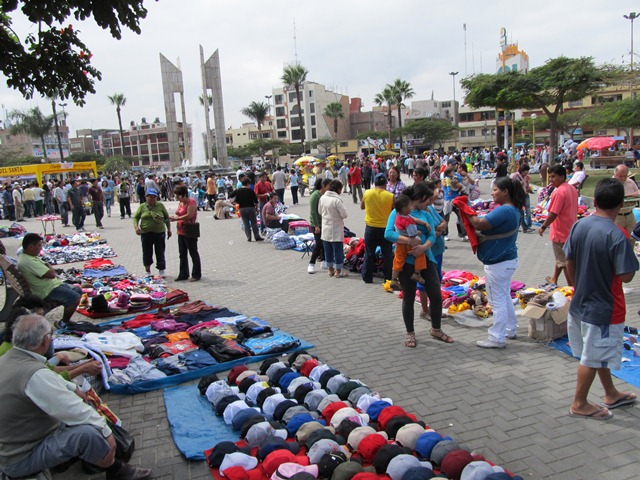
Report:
3,178,640,480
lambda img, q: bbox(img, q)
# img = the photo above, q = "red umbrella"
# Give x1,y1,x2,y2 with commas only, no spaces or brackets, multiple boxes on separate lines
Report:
576,136,617,150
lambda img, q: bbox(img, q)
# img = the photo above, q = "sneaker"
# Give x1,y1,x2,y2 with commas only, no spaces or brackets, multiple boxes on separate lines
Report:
106,462,152,480
506,334,517,340
462,236,469,242
307,264,315,274
158,270,166,278
476,339,506,349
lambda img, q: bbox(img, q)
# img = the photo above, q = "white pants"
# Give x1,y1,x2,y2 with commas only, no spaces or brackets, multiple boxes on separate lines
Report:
484,258,518,343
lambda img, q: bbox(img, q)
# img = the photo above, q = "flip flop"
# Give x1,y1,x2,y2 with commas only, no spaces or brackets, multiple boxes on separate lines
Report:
568,407,613,420
601,393,637,409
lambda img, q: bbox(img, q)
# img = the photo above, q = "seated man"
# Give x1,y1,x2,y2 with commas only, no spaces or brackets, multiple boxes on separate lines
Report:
0,315,151,479
17,233,81,327
567,161,586,188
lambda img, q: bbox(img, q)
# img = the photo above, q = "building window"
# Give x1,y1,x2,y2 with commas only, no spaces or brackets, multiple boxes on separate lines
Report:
339,141,348,147
568,99,583,107
277,131,287,138
275,106,285,117
309,90,314,98
276,119,286,129
460,131,467,137
467,130,476,137
291,116,304,128
441,101,451,108
311,128,316,139
291,129,302,140
310,103,315,114
310,116,316,126
275,95,283,105
289,91,302,103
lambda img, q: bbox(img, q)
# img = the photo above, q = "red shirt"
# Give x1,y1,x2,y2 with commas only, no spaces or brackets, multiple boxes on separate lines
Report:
548,182,578,243
254,180,274,202
177,198,197,236
349,167,362,185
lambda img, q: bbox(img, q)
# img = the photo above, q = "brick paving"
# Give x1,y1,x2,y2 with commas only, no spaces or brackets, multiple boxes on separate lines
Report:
3,178,640,480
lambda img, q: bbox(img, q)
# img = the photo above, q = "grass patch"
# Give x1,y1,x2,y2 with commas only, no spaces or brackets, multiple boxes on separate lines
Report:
530,168,640,198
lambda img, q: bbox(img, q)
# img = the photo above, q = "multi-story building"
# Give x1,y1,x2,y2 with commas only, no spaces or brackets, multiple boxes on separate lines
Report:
272,80,350,149
0,122,70,160
91,120,191,169
457,105,498,150
224,121,274,148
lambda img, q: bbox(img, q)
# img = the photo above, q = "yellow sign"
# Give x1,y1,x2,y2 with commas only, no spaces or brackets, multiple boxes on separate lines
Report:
0,162,98,186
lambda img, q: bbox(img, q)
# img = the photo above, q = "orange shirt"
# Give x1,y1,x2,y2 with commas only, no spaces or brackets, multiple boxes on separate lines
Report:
548,182,578,243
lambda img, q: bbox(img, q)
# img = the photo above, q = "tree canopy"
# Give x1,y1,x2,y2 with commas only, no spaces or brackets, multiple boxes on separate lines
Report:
282,63,308,151
460,56,618,150
1,0,152,105
9,106,56,161
402,118,458,149
241,101,270,131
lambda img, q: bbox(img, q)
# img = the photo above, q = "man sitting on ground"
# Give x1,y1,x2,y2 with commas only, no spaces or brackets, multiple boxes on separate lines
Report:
0,314,151,479
17,233,82,327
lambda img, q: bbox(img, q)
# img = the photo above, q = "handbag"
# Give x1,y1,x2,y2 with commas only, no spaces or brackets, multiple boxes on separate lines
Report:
108,421,135,462
184,221,200,238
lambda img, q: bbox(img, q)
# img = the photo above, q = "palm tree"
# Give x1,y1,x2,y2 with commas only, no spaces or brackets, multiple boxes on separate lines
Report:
9,107,56,162
323,101,344,154
107,93,128,156
241,101,270,137
390,79,415,151
282,64,309,153
199,94,213,109
374,86,397,149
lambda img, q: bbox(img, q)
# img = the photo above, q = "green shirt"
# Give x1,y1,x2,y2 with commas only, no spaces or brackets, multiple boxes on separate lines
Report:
309,190,322,227
133,201,170,234
17,253,62,299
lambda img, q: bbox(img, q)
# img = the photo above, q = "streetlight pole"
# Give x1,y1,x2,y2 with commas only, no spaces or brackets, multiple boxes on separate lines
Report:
624,12,638,146
449,71,458,150
531,113,537,163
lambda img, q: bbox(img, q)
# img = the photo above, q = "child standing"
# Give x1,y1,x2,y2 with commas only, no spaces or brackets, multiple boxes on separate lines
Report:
390,194,428,289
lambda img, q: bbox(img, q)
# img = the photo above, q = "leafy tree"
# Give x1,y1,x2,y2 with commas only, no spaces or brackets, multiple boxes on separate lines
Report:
390,79,414,151
1,1,151,105
9,106,56,161
585,97,640,139
199,94,213,108
227,146,253,161
309,137,334,158
241,101,269,133
280,142,303,157
374,87,396,149
402,118,459,149
461,56,618,151
323,102,344,154
103,155,131,174
282,63,309,152
107,93,128,156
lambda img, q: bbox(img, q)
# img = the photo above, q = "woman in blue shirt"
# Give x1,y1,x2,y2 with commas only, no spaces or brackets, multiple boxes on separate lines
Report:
467,176,526,348
385,183,450,348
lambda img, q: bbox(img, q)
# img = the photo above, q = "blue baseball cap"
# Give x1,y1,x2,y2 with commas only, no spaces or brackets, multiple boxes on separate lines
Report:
146,187,159,196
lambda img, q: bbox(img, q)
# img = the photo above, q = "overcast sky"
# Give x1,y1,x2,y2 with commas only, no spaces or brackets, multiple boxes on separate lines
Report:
1,0,637,137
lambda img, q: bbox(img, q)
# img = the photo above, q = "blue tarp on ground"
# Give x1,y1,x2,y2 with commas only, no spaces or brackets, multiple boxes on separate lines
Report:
164,384,238,460
549,336,640,390
96,315,314,395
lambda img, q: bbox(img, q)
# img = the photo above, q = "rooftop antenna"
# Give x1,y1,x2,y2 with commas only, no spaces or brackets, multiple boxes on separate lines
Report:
293,19,298,64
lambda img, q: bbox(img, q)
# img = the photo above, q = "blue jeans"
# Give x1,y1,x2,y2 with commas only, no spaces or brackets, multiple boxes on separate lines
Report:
71,206,86,230
45,283,82,308
362,225,393,282
322,241,344,270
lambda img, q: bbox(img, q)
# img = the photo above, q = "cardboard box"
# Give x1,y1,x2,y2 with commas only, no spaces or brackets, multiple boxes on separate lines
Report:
523,301,570,342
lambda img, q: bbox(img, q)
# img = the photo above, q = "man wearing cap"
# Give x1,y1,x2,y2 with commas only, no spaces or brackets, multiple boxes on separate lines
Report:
360,173,394,284
0,315,151,479
88,178,105,229
17,233,82,326
133,188,171,278
564,178,639,420
67,179,86,231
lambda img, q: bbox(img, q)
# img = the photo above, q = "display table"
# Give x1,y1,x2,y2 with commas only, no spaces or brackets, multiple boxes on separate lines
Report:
35,215,62,235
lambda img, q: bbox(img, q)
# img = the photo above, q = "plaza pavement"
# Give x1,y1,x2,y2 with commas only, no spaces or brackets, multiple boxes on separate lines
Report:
2,178,640,480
